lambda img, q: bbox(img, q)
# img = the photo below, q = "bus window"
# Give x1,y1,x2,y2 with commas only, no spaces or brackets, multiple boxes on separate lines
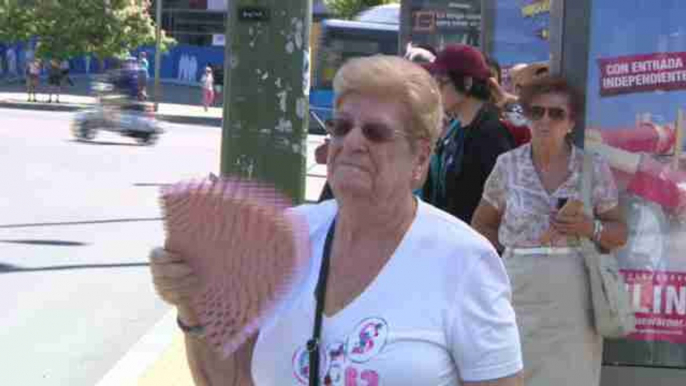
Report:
319,39,382,88
314,20,398,90
309,19,398,133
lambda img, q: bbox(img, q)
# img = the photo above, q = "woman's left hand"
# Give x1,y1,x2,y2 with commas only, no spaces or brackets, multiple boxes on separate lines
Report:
551,211,594,238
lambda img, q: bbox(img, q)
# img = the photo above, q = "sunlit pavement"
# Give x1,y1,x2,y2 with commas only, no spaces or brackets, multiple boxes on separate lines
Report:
0,108,325,385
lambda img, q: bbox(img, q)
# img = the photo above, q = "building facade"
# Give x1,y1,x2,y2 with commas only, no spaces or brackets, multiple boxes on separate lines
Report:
153,0,331,47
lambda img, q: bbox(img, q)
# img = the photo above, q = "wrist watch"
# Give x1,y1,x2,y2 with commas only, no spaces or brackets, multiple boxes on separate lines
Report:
593,219,604,243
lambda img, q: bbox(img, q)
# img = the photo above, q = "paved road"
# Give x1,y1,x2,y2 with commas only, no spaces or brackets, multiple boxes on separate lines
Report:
0,108,326,385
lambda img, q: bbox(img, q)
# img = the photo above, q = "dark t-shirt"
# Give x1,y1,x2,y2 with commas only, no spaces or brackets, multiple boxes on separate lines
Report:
423,103,515,224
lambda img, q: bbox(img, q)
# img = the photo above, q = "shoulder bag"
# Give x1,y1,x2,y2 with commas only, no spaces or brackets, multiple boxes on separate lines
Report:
581,152,636,338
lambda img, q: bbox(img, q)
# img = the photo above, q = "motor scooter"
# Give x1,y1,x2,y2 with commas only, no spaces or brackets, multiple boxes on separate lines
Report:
71,76,163,146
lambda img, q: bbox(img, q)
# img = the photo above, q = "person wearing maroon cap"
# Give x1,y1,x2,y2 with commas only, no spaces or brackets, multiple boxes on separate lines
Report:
421,44,516,224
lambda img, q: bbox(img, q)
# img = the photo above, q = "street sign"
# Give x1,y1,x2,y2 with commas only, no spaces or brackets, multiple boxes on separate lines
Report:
238,7,270,22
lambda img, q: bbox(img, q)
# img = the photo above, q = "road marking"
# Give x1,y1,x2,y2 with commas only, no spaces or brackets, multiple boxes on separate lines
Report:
95,309,178,386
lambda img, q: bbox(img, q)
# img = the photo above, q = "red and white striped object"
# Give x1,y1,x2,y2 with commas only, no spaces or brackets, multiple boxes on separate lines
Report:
160,176,311,358
589,122,676,155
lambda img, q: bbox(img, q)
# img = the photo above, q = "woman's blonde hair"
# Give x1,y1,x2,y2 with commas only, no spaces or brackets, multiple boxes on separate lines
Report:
332,55,443,149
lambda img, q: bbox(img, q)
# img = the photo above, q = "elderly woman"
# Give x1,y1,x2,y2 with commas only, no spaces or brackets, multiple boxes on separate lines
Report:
150,56,523,386
471,75,628,386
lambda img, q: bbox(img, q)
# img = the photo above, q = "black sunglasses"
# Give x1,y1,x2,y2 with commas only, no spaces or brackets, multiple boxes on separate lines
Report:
527,105,568,121
325,118,406,143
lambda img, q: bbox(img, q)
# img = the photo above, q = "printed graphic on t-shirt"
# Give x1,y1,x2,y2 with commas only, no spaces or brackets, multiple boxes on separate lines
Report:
292,317,388,385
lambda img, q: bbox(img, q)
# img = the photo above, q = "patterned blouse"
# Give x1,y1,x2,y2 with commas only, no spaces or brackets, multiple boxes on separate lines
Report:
482,143,619,248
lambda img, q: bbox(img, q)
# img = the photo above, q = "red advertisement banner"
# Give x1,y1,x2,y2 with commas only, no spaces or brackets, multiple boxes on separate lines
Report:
623,270,686,343
598,52,686,96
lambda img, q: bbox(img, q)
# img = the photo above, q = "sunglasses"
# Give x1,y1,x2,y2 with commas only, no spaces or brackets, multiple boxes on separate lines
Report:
325,118,406,143
527,105,568,121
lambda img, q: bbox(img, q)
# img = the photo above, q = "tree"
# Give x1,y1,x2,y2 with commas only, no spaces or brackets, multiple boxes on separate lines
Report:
324,0,399,20
0,0,174,63
0,0,40,43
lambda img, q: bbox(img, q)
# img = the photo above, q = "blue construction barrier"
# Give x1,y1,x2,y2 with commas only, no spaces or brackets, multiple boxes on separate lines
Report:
0,40,38,81
0,42,224,85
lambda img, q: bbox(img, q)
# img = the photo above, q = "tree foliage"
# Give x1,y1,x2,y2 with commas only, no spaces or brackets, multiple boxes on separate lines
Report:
0,0,174,60
324,0,399,20
0,0,39,43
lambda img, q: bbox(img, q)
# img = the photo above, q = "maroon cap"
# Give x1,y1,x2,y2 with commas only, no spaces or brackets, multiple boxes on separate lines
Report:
423,44,491,80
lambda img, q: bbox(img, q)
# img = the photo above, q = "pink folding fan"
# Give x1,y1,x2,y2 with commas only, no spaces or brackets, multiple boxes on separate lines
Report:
160,175,311,358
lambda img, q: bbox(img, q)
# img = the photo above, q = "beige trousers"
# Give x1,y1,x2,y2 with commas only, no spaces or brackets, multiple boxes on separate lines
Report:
503,249,603,386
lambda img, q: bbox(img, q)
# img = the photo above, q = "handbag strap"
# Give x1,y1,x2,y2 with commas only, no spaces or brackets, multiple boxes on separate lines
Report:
307,218,337,386
581,151,594,218
580,151,602,254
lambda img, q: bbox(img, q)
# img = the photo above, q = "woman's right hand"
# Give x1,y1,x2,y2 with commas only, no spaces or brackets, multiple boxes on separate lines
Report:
149,247,200,308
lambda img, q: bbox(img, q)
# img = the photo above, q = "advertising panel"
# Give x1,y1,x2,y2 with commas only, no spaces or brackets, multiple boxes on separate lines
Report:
487,0,550,66
404,0,481,51
584,0,686,367
481,0,550,93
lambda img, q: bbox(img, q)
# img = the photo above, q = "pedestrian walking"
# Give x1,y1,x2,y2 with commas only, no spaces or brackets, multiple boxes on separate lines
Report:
47,59,62,103
26,59,41,102
200,65,214,111
60,59,74,87
138,52,149,100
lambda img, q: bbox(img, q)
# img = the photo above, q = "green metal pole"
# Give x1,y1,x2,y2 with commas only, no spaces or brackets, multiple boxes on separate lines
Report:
220,0,312,204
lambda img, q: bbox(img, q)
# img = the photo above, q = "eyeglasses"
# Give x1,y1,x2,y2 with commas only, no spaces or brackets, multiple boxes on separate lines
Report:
325,118,406,143
527,105,568,121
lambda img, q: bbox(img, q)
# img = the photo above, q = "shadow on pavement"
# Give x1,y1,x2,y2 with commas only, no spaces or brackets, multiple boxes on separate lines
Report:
68,139,144,147
133,183,172,187
0,100,84,113
0,262,150,274
0,217,161,229
0,239,88,247
158,114,221,127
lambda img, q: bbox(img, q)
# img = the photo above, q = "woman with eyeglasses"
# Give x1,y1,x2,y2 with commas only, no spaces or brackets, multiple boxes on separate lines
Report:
150,55,523,386
471,75,628,386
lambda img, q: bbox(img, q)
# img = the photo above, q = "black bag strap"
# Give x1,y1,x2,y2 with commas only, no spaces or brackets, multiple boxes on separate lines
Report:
307,217,336,386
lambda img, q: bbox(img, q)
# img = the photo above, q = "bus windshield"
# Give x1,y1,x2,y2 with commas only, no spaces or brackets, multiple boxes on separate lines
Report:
313,20,398,90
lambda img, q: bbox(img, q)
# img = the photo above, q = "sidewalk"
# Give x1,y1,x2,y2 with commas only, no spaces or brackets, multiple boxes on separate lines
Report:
95,310,195,386
98,180,328,386
0,76,223,127
92,157,325,386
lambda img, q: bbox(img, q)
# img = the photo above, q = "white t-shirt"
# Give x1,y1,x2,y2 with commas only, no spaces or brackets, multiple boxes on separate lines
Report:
201,73,214,90
252,199,522,385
